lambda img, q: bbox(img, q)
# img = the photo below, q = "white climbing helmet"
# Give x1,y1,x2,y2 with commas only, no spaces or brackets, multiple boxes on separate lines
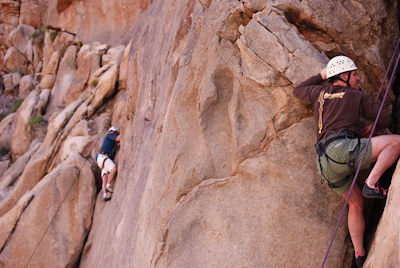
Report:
326,55,358,79
108,126,119,133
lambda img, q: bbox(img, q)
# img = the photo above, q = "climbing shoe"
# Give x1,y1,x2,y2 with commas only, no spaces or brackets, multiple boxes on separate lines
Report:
103,193,112,202
106,185,113,193
355,251,367,267
362,183,388,199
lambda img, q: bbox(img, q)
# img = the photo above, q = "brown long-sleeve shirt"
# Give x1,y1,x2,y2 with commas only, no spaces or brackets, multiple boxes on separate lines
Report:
293,74,392,142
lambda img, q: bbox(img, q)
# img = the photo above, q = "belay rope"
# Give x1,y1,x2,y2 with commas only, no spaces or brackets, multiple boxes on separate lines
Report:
320,37,400,268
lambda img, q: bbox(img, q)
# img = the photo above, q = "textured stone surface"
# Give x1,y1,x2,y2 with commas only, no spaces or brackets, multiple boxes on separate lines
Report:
0,113,15,150
19,0,48,28
10,24,35,56
79,0,399,268
0,0,20,26
0,153,96,268
39,50,60,89
10,90,38,161
46,45,78,116
2,46,28,74
18,74,35,98
0,0,399,267
364,163,400,267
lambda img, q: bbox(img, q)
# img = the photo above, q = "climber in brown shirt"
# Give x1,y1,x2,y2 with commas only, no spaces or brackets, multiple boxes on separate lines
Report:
293,55,400,267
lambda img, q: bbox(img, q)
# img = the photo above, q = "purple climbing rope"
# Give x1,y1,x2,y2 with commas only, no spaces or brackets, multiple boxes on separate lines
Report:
320,38,400,268
361,37,400,134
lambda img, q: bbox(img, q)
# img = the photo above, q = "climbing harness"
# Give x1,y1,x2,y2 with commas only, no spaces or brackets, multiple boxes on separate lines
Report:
315,131,360,188
320,38,400,268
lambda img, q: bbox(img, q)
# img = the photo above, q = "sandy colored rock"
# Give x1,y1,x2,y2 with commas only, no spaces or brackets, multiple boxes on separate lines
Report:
364,162,400,267
0,161,9,176
0,0,399,267
39,50,60,89
3,72,21,95
10,24,35,56
87,64,118,117
2,47,28,74
19,0,47,28
10,91,39,161
0,113,15,150
0,192,33,250
59,136,94,161
32,88,50,116
65,43,102,105
52,31,75,57
80,1,399,268
46,45,78,115
0,0,20,26
0,153,96,268
18,74,35,98
0,142,40,190
118,40,131,89
102,44,125,66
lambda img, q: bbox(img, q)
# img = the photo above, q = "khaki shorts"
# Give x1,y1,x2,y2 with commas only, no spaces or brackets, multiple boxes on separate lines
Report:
97,153,116,177
316,138,372,195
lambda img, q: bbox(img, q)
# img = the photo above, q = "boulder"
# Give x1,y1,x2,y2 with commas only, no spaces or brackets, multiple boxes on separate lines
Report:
42,30,56,72
0,161,9,176
0,153,96,268
0,98,84,218
10,90,38,161
18,74,35,98
52,31,75,57
32,88,51,116
87,64,118,117
118,40,131,89
0,142,41,190
46,45,78,115
2,47,28,74
0,113,15,151
10,24,35,56
39,50,60,89
102,44,125,66
65,43,102,105
59,136,94,161
0,192,34,250
3,72,21,95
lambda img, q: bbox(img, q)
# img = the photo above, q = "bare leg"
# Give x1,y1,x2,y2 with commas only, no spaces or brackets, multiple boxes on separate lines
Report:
107,166,117,186
102,174,109,195
342,185,365,257
367,135,400,186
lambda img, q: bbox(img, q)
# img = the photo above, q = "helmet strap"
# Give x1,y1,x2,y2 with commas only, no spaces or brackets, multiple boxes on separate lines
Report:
338,71,351,87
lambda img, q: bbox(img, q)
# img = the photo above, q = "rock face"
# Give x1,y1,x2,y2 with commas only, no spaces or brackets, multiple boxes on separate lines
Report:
0,0,399,268
0,153,96,268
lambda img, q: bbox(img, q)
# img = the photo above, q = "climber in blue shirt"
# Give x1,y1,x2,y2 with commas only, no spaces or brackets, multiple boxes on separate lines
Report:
96,126,120,202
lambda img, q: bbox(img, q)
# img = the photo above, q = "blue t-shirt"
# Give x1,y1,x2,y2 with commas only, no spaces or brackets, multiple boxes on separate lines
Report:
101,133,118,159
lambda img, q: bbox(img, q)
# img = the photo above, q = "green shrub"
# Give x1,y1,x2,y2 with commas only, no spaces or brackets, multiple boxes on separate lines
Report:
0,113,7,123
50,31,59,42
89,78,99,87
31,30,38,39
11,99,24,113
29,115,44,130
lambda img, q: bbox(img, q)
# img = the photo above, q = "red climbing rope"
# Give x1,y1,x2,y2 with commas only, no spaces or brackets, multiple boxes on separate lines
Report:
320,37,400,268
